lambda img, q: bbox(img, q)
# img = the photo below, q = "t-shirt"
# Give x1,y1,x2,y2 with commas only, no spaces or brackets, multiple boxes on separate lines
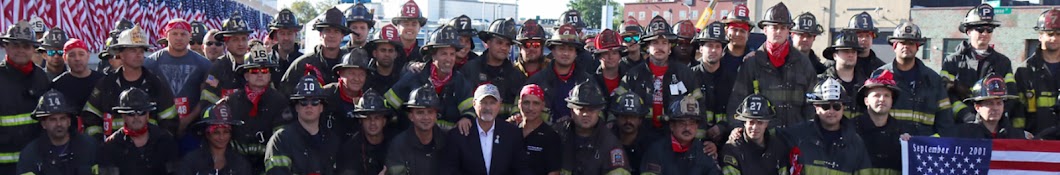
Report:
895,65,919,89
1047,62,1060,76
145,48,212,118
649,62,667,128
52,71,104,110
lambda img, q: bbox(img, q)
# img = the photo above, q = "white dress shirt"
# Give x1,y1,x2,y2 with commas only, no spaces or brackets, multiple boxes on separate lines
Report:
478,121,495,174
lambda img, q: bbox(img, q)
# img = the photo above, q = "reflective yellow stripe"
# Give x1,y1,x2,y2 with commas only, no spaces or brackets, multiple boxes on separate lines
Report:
952,102,967,116
1004,73,1016,83
860,168,899,175
752,80,760,94
890,109,935,125
1039,95,1056,107
384,89,404,110
938,98,952,109
20,172,35,175
265,155,291,172
233,142,268,155
84,103,103,117
0,152,19,163
200,89,220,104
92,164,98,175
458,98,474,112
85,126,103,136
604,168,631,175
801,165,852,175
1012,117,1026,129
723,165,741,175
941,71,956,82
0,113,36,127
560,169,572,175
437,120,456,131
158,106,176,120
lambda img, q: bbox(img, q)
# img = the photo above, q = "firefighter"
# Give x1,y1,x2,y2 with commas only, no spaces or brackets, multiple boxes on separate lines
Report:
556,9,600,74
462,18,527,118
344,3,375,49
555,82,631,175
514,19,550,78
944,3,1020,125
843,12,887,72
726,2,817,128
783,78,872,174
878,21,954,134
385,84,448,175
16,90,99,175
620,18,646,69
526,23,596,124
99,88,180,175
37,27,69,79
592,29,626,94
1018,8,1060,134
943,75,1032,139
364,24,406,92
791,12,827,74
324,48,372,139
505,84,562,175
202,12,257,106
178,99,252,175
639,94,722,175
269,9,305,84
719,94,789,175
820,30,869,118
384,25,474,133
145,18,213,140
623,15,700,136
337,89,394,175
281,7,351,94
609,90,655,174
96,19,135,74
719,4,753,78
189,21,209,57
203,29,225,62
52,38,104,113
692,22,730,141
83,25,178,139
392,0,428,62
264,74,342,175
671,20,698,66
450,15,480,69
852,69,929,174
224,43,292,173
28,17,47,66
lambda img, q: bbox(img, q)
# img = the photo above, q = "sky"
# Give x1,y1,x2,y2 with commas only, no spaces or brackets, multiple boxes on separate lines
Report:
276,0,638,20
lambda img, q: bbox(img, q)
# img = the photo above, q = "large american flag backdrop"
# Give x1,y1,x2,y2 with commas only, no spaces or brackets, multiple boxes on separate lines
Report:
1,0,274,52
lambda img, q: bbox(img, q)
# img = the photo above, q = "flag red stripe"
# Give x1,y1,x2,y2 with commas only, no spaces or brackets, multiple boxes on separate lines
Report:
989,160,1060,172
993,139,1060,152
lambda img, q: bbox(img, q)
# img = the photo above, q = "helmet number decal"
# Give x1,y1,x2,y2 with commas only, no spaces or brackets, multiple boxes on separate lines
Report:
711,26,722,36
738,8,747,17
47,97,62,107
254,50,268,59
304,82,316,92
749,101,761,111
624,98,636,108
980,8,992,17
567,15,580,24
404,6,417,16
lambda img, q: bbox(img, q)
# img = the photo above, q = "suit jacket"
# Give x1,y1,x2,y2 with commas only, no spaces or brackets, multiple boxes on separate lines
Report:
442,119,532,175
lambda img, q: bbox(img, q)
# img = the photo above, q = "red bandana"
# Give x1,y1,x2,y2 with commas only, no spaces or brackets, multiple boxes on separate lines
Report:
766,40,791,68
429,65,452,93
670,135,689,153
245,85,265,117
123,126,149,138
6,57,33,75
338,78,362,103
555,64,576,82
726,22,751,31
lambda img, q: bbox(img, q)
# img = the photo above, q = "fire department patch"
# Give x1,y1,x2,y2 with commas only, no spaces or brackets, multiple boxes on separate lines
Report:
610,148,625,167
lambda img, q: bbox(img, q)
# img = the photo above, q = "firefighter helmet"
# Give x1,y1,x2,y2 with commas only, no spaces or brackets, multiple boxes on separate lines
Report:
959,3,1001,33
847,12,878,35
32,90,77,119
758,2,794,29
610,90,647,116
39,27,68,49
290,74,327,100
0,21,40,45
807,78,847,103
822,30,862,60
517,19,547,42
479,18,518,43
692,21,728,45
793,12,824,35
735,94,776,120
546,23,583,49
355,89,392,116
406,84,442,109
642,16,676,42
316,7,351,34
1035,8,1060,32
112,88,157,114
964,74,1018,103
593,29,626,54
344,3,375,28
888,21,927,43
672,20,697,40
392,0,427,26
565,81,607,107
721,4,752,25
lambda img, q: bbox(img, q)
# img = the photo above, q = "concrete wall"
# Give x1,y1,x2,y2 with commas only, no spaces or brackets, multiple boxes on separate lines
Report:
912,6,1056,70
748,0,910,61
623,0,737,27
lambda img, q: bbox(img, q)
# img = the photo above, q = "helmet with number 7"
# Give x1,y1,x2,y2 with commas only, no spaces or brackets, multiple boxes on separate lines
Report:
1035,8,1060,32
237,42,277,73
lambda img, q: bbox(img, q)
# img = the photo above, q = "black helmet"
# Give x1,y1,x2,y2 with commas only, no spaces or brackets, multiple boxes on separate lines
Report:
355,89,391,117
1035,8,1060,32
190,21,208,43
365,24,404,54
960,3,1001,33
479,18,518,43
32,89,77,119
333,48,371,72
237,43,277,73
560,9,587,30
392,0,427,26
822,30,862,60
847,12,878,36
196,98,246,127
406,84,442,109
793,12,824,35
517,19,547,43
421,25,464,53
757,2,794,29
692,22,728,45
38,27,68,49
112,88,156,114
620,16,643,35
610,89,647,116
345,3,375,28
642,16,676,42
667,93,703,121
807,78,846,104
216,12,254,41
888,22,926,43
721,4,752,25
672,20,697,40
858,69,902,106
110,19,135,36
0,21,41,46
449,15,477,37
290,75,327,100
734,94,776,121
964,74,1018,103
271,9,303,30
565,81,606,108
547,24,583,49
316,7,351,34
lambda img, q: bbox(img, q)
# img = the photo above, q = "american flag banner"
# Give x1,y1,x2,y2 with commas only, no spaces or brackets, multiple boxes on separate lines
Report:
902,136,1060,175
1,0,273,52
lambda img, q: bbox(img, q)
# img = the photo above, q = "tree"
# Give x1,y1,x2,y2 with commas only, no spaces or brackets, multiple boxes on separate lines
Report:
567,0,621,29
286,0,338,25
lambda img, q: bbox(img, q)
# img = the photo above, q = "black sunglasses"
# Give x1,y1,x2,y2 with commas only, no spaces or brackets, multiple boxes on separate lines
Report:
815,103,843,111
973,26,994,33
299,99,323,106
206,41,224,46
123,110,150,116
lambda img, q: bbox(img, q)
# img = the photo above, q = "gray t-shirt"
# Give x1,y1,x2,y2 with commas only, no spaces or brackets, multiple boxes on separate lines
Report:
145,48,213,115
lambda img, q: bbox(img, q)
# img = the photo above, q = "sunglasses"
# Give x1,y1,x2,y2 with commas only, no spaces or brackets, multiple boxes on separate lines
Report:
206,41,224,46
247,68,270,74
46,50,64,56
815,103,844,111
123,110,150,116
622,35,641,43
299,99,323,106
522,41,542,49
972,26,994,33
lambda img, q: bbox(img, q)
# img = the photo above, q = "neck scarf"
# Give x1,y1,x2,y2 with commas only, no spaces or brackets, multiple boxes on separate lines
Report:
6,57,33,75
766,40,791,68
123,126,149,138
245,85,265,117
430,65,452,93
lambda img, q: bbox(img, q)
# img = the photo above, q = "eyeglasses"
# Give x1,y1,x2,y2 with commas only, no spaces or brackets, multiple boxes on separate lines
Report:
815,103,844,111
247,68,270,74
522,41,542,49
622,35,641,43
206,41,224,46
46,50,64,56
973,26,994,33
299,99,323,106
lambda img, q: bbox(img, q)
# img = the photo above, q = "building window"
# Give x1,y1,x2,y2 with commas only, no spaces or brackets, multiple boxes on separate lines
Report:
921,39,931,60
652,11,659,18
628,12,635,18
680,11,687,19
942,38,967,59
639,12,646,20
692,10,699,19
718,10,728,20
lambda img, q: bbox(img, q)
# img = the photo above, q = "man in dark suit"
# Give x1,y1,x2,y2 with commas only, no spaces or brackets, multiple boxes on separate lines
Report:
443,84,532,175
